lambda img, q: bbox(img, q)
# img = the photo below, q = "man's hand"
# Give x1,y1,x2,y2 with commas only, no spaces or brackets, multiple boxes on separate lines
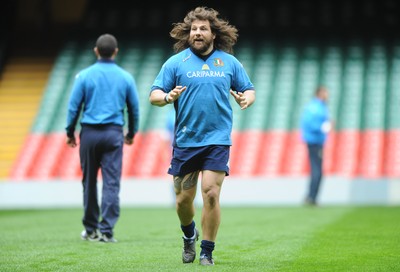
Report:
165,86,187,104
66,136,77,148
124,135,134,145
321,121,332,133
230,90,252,110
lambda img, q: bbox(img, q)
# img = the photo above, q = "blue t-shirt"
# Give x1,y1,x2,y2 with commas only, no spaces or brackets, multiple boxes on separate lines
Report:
151,48,254,148
66,59,140,138
300,98,330,145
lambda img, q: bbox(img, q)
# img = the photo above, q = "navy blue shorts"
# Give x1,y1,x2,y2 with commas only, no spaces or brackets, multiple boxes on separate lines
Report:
168,145,230,177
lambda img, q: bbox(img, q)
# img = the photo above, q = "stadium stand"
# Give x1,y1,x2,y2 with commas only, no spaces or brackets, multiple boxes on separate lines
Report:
384,40,400,177
2,0,400,180
1,57,53,179
6,43,395,179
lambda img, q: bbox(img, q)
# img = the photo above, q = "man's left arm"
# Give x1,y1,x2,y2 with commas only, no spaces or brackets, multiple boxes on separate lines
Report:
126,79,140,144
230,59,256,110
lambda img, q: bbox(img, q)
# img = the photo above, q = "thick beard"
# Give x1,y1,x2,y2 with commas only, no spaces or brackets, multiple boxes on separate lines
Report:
189,40,211,55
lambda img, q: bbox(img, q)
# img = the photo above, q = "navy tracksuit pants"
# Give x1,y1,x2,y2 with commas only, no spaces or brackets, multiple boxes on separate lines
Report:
79,124,124,236
306,143,323,203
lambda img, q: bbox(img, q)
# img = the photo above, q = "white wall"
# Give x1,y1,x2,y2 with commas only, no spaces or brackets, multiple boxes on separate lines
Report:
1,176,399,209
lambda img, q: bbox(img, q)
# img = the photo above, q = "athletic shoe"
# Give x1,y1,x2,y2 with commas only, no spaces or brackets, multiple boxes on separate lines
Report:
81,230,100,241
199,254,214,266
182,228,199,263
304,197,317,207
99,233,117,243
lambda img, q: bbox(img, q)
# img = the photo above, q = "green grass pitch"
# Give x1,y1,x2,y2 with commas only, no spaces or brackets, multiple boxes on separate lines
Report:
0,206,399,271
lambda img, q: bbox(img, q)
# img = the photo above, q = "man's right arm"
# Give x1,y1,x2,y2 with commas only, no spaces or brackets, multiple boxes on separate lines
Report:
149,89,171,106
65,74,84,146
149,87,187,107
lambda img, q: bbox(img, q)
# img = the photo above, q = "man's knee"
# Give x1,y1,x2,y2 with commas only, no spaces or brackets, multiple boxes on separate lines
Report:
176,191,196,207
202,188,219,208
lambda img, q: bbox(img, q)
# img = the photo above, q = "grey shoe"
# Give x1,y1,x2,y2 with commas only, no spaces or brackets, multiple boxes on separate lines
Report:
81,230,100,241
304,197,317,207
199,254,214,266
182,228,199,263
99,233,117,243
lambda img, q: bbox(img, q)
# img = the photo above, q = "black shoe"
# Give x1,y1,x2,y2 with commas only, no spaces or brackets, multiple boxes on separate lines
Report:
182,228,199,263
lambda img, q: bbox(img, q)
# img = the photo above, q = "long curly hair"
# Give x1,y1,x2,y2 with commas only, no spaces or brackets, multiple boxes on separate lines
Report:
169,6,238,54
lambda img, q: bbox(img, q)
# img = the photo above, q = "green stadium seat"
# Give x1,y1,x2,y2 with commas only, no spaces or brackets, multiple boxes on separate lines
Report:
244,43,275,130
290,45,321,131
386,44,400,130
362,40,388,131
337,60,364,130
319,46,343,123
231,41,256,131
267,44,299,131
31,46,77,133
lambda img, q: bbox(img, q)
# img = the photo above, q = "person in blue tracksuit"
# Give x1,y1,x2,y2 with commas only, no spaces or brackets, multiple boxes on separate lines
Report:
149,7,256,266
65,34,139,242
300,86,331,206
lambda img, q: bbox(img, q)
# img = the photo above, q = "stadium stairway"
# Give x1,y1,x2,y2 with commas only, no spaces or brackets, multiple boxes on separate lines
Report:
0,57,53,179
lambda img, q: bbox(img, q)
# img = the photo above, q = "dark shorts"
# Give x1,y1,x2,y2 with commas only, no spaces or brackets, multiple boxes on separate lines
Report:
168,145,230,177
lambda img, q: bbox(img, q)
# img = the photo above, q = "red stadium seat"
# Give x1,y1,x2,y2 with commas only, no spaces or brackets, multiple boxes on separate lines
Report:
281,130,308,176
358,130,384,178
230,130,263,177
57,141,81,179
323,131,336,175
121,132,143,177
255,131,288,177
384,130,400,178
333,130,360,177
28,133,66,179
129,131,168,177
9,133,45,181
228,130,241,175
